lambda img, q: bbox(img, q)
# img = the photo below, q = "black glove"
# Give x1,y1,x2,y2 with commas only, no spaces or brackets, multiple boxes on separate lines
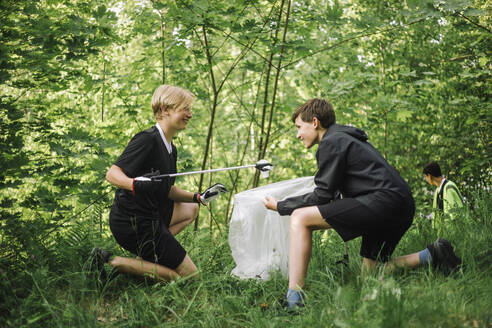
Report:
132,171,162,196
194,183,228,205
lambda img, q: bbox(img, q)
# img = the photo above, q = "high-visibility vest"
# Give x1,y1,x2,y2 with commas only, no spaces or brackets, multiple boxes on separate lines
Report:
432,179,464,230
433,179,464,213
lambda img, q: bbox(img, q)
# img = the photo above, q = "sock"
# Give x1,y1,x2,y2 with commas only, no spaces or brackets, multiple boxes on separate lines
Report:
418,248,432,266
286,289,305,309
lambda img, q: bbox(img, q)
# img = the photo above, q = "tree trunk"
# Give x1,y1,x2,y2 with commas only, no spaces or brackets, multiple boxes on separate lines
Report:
195,25,219,230
253,0,290,187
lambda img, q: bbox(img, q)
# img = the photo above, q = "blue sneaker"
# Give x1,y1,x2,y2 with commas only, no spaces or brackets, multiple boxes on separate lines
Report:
286,289,306,310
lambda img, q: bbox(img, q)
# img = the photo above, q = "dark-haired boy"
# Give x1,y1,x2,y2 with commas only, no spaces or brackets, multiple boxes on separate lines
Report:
423,161,464,230
263,99,461,309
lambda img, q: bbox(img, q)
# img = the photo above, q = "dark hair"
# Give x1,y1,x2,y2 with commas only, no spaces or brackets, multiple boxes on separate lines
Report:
423,162,442,177
292,98,336,128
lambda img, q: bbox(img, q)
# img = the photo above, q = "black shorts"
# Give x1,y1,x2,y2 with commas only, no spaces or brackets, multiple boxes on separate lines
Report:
109,204,186,269
318,195,414,262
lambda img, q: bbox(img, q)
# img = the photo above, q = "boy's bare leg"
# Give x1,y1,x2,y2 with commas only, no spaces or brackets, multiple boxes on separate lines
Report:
361,257,377,273
175,254,199,278
386,253,421,271
109,253,197,281
289,206,331,290
108,202,199,282
361,253,421,273
168,202,199,236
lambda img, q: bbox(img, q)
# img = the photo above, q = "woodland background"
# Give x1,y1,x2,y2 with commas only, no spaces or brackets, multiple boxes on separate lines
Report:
1,0,491,327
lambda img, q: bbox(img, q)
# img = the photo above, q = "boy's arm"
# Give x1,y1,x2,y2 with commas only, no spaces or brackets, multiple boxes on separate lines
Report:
168,184,228,205
429,188,438,220
114,131,153,178
277,139,343,216
168,185,195,202
106,165,133,191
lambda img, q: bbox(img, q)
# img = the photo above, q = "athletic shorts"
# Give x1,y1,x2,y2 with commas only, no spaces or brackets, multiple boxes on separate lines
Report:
318,195,414,262
109,204,186,269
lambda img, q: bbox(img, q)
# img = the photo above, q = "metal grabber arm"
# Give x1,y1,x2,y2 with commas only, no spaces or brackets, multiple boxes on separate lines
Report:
149,159,274,180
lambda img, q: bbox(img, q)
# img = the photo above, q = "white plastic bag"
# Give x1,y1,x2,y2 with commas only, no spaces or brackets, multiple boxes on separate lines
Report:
229,176,315,280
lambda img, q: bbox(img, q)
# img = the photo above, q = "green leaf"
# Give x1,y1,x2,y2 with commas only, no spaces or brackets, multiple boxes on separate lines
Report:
395,109,413,121
464,8,485,16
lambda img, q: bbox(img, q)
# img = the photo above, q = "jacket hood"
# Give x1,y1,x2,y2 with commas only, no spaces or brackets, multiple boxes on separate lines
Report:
327,124,368,142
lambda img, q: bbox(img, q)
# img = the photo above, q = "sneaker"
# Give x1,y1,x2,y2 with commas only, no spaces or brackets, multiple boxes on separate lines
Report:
427,238,462,275
286,289,306,311
85,247,112,282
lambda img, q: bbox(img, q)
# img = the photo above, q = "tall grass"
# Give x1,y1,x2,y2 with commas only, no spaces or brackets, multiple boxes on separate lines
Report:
1,192,491,327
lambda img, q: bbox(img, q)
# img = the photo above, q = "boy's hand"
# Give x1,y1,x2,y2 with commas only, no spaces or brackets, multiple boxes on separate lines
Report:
132,171,162,196
198,183,228,205
263,195,278,211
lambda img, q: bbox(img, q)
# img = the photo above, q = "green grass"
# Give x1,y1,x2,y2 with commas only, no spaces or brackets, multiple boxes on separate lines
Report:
1,193,491,327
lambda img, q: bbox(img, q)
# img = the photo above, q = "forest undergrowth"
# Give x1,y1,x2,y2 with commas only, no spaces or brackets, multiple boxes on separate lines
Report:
1,192,491,328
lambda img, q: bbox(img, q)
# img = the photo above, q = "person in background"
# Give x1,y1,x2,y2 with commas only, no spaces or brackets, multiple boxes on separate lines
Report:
423,161,464,230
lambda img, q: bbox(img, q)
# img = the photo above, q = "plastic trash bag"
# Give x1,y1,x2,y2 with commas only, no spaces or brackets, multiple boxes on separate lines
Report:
229,176,315,280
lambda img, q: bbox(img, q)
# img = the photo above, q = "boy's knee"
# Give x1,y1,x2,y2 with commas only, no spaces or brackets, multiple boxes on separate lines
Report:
290,209,307,229
175,255,198,278
179,202,199,221
191,203,199,219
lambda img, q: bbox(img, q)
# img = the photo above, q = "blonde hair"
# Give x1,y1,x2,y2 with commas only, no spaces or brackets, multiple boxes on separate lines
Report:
151,85,195,119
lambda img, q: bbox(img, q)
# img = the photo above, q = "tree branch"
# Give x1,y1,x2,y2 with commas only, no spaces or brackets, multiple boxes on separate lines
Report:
456,12,491,33
282,17,427,69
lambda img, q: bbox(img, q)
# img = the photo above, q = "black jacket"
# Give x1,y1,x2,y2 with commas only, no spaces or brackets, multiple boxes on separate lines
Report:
277,124,412,216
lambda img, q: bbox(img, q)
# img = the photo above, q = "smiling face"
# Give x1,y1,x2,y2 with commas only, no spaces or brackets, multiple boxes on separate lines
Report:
167,105,192,131
294,115,321,149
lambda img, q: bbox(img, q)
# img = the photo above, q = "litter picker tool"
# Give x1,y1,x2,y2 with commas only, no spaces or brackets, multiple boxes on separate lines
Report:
149,159,274,180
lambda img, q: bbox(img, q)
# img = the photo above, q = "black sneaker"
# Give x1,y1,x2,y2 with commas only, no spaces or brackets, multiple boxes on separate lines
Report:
85,248,112,282
427,238,462,275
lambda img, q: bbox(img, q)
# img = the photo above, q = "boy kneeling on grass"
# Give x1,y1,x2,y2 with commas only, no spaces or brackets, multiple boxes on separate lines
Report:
263,99,461,310
89,85,224,282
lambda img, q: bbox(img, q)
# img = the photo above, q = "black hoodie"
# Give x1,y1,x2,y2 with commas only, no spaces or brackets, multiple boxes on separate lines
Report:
277,124,413,216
